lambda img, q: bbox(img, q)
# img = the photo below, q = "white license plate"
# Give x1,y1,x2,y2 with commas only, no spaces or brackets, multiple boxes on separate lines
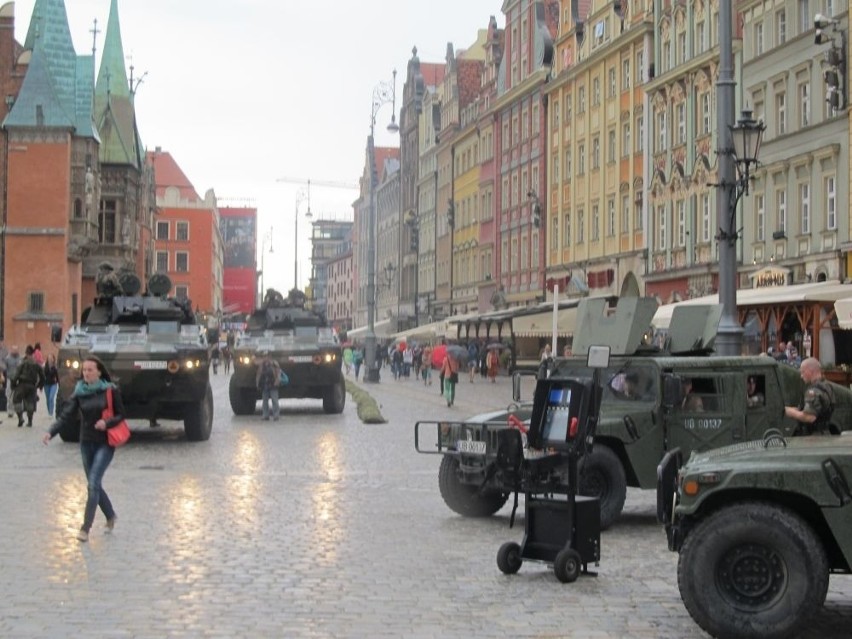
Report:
133,361,167,369
456,440,486,454
289,355,313,363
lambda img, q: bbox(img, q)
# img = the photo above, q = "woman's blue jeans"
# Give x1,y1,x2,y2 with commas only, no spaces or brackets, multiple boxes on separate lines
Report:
80,441,116,532
45,383,58,416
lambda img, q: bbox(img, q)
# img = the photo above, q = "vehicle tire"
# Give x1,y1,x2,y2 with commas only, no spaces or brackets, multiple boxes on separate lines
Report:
497,542,522,575
578,444,626,530
677,501,829,639
554,548,582,583
229,377,256,416
184,384,214,441
322,376,346,414
438,455,509,517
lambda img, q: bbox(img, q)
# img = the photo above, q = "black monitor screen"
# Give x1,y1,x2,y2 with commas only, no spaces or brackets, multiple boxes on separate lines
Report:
542,387,572,444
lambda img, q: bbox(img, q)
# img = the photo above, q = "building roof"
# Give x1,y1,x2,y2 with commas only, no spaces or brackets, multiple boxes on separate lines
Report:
419,62,446,88
374,146,399,179
148,148,201,202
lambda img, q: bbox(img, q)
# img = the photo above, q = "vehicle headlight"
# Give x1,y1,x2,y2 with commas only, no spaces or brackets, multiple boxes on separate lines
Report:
183,359,201,370
239,355,252,365
64,359,81,370
314,352,337,364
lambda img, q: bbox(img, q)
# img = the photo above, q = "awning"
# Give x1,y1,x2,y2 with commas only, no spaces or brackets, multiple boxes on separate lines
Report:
512,307,578,337
391,319,453,343
653,281,852,329
347,318,396,339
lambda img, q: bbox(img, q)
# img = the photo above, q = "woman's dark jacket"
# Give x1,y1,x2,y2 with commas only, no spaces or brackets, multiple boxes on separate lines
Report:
43,364,59,386
48,385,126,445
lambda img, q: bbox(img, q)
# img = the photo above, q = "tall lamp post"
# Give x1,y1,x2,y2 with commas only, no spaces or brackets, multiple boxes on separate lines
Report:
258,226,274,306
364,70,399,383
294,188,314,291
714,0,765,356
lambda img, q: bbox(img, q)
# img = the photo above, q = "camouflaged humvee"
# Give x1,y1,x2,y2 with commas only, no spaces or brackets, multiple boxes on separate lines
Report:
415,298,852,529
56,272,213,442
657,432,852,639
228,288,345,416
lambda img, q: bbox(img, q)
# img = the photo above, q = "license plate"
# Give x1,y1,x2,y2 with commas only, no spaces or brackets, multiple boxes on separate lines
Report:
456,440,486,454
289,355,313,363
133,361,167,369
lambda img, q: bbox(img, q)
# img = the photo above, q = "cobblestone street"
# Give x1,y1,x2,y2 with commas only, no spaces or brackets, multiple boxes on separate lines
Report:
0,369,850,637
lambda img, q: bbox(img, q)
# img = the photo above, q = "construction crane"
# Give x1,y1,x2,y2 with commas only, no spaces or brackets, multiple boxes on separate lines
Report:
276,177,359,215
276,177,360,291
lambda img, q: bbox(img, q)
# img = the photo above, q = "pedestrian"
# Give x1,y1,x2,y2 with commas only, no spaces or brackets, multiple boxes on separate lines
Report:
412,345,422,380
222,345,232,374
343,346,353,375
12,345,44,427
211,344,220,374
32,342,45,366
540,343,552,362
4,345,21,417
479,345,488,379
785,358,835,435
43,353,60,417
487,346,500,383
353,347,363,380
441,352,459,406
467,341,479,383
563,344,572,357
392,347,403,380
255,351,281,421
42,355,121,542
421,344,432,385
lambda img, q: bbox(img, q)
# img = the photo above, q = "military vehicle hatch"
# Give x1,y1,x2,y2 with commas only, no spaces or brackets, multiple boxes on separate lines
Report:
228,288,345,415
56,269,213,442
415,297,852,529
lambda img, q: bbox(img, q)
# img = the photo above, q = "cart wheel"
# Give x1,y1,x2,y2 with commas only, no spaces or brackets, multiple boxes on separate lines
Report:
497,542,522,575
554,548,582,583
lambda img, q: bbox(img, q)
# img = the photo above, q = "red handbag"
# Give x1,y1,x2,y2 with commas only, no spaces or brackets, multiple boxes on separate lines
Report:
103,387,131,447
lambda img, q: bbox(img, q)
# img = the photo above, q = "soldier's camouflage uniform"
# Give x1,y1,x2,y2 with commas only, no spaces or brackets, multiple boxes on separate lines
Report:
798,380,835,435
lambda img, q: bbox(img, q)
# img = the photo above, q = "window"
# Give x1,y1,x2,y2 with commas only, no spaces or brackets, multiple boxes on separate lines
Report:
577,208,585,243
99,199,116,244
662,41,671,74
608,199,616,237
754,22,764,56
156,251,168,272
552,102,560,128
563,213,571,246
28,291,44,313
826,176,836,230
551,215,560,250
799,82,810,127
701,93,712,134
677,103,686,144
622,58,631,90
622,122,631,156
636,115,644,152
657,111,667,151
677,201,686,246
593,77,601,106
798,0,810,34
658,205,667,250
592,205,600,241
696,21,706,54
635,199,643,230
777,9,786,44
756,193,765,241
800,183,810,234
552,152,560,182
176,252,189,272
678,32,687,64
608,129,616,163
777,189,787,233
621,194,630,234
175,285,189,301
564,97,572,122
176,221,189,241
157,221,169,240
565,148,572,178
578,86,586,113
636,51,644,85
701,194,711,242
578,143,586,175
592,136,600,169
608,67,616,97
776,91,786,135
532,103,540,135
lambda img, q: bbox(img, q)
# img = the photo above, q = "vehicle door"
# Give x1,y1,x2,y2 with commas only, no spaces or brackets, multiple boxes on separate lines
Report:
665,372,743,455
743,369,785,439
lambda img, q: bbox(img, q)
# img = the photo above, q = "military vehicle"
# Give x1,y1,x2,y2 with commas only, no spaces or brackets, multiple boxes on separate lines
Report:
657,432,852,639
228,288,345,415
415,297,852,529
56,269,213,442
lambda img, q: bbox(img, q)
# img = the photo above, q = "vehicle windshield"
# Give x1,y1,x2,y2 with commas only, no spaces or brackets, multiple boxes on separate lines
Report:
553,361,657,403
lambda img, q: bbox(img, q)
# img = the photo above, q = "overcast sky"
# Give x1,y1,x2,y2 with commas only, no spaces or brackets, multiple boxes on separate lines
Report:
13,0,501,292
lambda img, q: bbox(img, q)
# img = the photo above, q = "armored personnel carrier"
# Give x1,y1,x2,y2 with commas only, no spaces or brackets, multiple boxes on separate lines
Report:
56,269,213,442
658,433,852,639
415,297,852,529
228,288,345,415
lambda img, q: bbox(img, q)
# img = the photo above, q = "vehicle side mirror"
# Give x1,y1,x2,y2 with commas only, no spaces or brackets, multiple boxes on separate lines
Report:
50,325,62,343
512,372,522,402
663,375,683,408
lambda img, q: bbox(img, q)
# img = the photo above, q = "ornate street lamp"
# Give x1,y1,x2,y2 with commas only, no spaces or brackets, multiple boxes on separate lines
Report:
365,70,399,383
729,109,765,197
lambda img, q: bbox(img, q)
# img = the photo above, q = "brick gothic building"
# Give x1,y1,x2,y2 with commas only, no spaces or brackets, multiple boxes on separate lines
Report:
1,0,154,345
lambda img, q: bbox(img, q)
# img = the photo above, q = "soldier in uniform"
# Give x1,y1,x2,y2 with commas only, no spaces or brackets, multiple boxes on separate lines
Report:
785,357,835,435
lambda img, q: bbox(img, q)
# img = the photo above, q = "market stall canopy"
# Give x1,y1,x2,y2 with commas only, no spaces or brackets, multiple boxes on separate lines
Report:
347,318,396,340
391,319,453,344
836,297,852,329
512,307,578,337
652,281,852,329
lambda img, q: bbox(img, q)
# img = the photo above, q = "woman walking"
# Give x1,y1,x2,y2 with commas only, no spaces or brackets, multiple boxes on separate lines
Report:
441,353,459,407
43,353,60,417
42,356,123,542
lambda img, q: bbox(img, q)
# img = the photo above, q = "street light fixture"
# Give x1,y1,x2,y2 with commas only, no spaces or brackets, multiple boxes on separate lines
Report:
717,109,766,243
294,188,314,292
365,70,399,383
258,226,274,306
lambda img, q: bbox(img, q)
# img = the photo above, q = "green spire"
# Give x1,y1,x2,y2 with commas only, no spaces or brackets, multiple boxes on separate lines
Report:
96,0,129,99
